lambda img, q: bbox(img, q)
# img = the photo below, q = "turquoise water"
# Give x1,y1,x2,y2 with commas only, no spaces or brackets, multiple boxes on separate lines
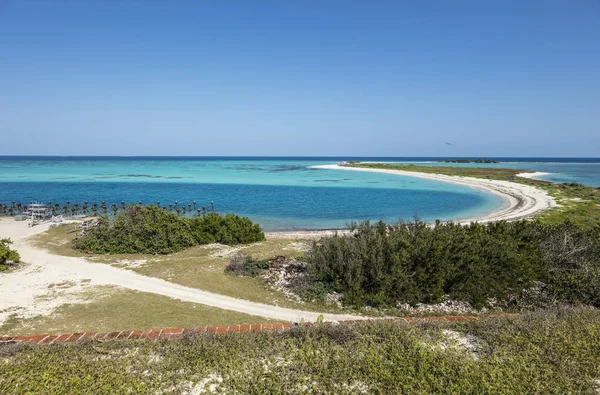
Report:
0,157,509,231
0,157,597,230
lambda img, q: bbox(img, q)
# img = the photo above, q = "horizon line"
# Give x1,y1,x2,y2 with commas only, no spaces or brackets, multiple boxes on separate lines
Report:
1,155,599,159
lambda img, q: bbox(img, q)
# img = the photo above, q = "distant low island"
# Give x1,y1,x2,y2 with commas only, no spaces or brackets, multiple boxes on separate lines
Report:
439,159,499,163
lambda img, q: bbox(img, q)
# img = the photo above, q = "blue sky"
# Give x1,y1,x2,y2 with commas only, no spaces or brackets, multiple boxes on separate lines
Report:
0,0,599,156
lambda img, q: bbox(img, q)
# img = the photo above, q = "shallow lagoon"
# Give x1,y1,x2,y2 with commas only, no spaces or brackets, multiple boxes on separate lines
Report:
1,156,596,230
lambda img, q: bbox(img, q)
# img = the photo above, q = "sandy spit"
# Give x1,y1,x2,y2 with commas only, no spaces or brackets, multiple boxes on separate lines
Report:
516,171,551,180
315,164,556,223
267,166,556,240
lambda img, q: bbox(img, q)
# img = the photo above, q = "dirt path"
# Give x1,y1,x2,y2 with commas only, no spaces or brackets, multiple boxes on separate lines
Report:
0,221,363,325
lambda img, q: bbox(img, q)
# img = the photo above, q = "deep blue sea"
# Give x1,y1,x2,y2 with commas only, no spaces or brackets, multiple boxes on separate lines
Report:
0,157,598,231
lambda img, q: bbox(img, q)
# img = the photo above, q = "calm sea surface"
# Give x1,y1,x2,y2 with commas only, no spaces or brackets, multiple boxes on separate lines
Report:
0,157,597,231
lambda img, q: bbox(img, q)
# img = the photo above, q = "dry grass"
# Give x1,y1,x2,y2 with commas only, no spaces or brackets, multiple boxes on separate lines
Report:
0,286,280,336
31,227,347,313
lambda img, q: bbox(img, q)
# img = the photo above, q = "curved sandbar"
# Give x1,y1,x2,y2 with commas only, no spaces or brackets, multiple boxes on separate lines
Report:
517,171,551,180
312,164,556,224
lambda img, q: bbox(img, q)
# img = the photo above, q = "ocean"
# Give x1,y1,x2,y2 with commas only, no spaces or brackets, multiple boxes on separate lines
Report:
0,157,597,231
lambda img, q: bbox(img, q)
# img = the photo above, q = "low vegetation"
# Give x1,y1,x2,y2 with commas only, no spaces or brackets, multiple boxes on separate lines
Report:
225,254,270,277
304,220,600,309
2,307,599,394
0,238,20,272
73,206,265,254
0,287,279,336
439,159,499,163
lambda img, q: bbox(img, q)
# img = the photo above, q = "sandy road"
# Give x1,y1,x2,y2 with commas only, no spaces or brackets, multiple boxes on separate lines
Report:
0,221,364,325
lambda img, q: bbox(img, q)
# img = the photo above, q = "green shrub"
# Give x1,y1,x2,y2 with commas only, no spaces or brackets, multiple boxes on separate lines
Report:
226,254,270,277
287,276,331,301
306,220,600,309
0,238,20,269
190,213,265,245
74,206,265,254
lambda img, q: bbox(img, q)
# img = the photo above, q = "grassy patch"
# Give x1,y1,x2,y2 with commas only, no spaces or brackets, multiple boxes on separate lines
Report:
31,227,347,313
1,306,599,394
346,162,600,227
0,286,280,336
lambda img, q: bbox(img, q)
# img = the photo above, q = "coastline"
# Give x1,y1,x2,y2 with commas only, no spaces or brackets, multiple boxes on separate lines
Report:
307,164,555,224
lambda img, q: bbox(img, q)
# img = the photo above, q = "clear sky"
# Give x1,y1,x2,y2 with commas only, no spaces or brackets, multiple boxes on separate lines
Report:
0,0,599,157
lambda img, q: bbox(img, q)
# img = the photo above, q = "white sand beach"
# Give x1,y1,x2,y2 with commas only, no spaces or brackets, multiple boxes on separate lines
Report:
517,171,551,180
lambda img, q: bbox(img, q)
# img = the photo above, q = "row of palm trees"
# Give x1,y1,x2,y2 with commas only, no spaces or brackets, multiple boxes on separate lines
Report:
0,200,216,217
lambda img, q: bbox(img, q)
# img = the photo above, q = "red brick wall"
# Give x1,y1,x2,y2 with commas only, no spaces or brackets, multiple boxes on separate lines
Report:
0,314,506,346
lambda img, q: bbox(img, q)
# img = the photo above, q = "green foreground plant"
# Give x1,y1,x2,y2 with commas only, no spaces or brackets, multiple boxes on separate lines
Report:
1,306,599,394
306,220,600,309
0,238,20,271
73,205,265,254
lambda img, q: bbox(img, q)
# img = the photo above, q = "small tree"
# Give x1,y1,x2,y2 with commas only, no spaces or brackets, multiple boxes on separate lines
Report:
0,239,20,265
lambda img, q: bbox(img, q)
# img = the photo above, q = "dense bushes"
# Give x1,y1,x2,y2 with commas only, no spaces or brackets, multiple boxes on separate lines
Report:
0,238,20,271
306,220,600,309
74,206,265,254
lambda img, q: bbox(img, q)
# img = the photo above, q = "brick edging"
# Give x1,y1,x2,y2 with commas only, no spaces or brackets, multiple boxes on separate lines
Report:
0,314,514,346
